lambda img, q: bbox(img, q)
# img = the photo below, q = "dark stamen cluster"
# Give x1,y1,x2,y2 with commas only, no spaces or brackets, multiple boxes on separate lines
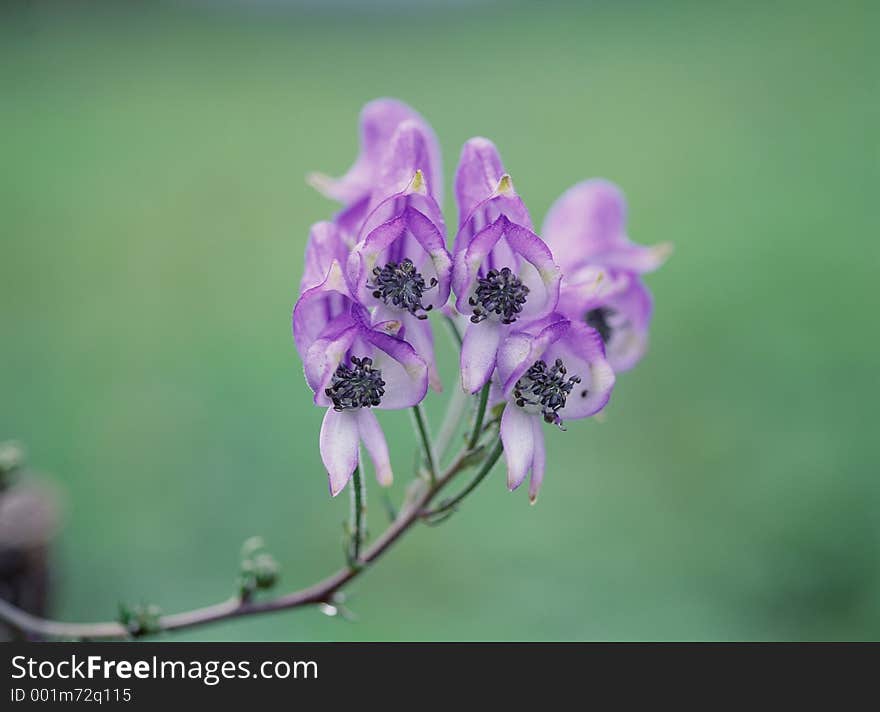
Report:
367,258,437,320
469,267,530,324
585,307,614,344
514,358,582,428
325,356,385,411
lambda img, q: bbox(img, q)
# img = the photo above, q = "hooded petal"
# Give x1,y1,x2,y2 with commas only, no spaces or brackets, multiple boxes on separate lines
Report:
501,404,536,491
356,408,393,487
293,260,354,362
460,319,503,394
308,98,441,207
320,407,360,497
372,120,443,206
454,137,506,227
453,140,533,254
300,221,349,293
542,179,671,275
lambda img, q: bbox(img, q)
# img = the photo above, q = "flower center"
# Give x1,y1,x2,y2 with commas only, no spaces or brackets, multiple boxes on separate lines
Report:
325,356,386,411
513,358,581,428
367,258,437,320
585,307,614,344
468,267,530,324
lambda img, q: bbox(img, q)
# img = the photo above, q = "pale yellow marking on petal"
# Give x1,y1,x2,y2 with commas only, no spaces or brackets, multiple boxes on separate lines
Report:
651,242,674,265
406,169,427,195
494,173,515,196
306,172,335,194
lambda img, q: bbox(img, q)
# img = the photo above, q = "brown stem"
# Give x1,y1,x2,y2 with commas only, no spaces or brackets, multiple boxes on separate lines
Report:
0,449,477,640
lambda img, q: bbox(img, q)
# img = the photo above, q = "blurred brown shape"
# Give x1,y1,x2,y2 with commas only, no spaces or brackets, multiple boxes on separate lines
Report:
0,477,61,640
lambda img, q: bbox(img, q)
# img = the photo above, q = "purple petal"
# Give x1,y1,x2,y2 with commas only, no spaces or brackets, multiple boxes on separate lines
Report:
453,176,533,255
452,215,560,322
460,319,503,394
320,407,360,497
308,98,440,207
304,314,359,404
357,408,393,487
293,261,354,363
542,179,671,275
358,316,429,409
454,137,506,227
501,404,536,491
300,221,348,293
497,315,570,396
503,221,562,321
373,120,443,205
549,321,616,420
543,180,626,266
349,202,451,314
601,278,654,373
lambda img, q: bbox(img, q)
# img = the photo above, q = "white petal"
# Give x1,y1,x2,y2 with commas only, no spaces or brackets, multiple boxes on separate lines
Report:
357,409,393,487
501,405,536,491
460,320,502,394
319,408,360,497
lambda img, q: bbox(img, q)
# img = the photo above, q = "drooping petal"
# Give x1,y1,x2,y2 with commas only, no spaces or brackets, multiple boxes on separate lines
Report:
501,404,536,491
319,407,360,497
460,319,503,394
308,99,440,207
528,416,546,504
356,408,393,487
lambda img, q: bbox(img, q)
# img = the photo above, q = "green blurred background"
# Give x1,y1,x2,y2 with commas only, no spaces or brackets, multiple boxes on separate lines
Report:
1,0,878,640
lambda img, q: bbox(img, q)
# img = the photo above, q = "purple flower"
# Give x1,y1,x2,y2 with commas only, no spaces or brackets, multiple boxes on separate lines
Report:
452,138,562,394
346,120,452,391
542,180,671,372
309,98,443,243
496,315,615,503
299,303,428,496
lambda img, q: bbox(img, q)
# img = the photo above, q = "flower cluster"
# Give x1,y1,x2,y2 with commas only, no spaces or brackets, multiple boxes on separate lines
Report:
293,99,669,502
